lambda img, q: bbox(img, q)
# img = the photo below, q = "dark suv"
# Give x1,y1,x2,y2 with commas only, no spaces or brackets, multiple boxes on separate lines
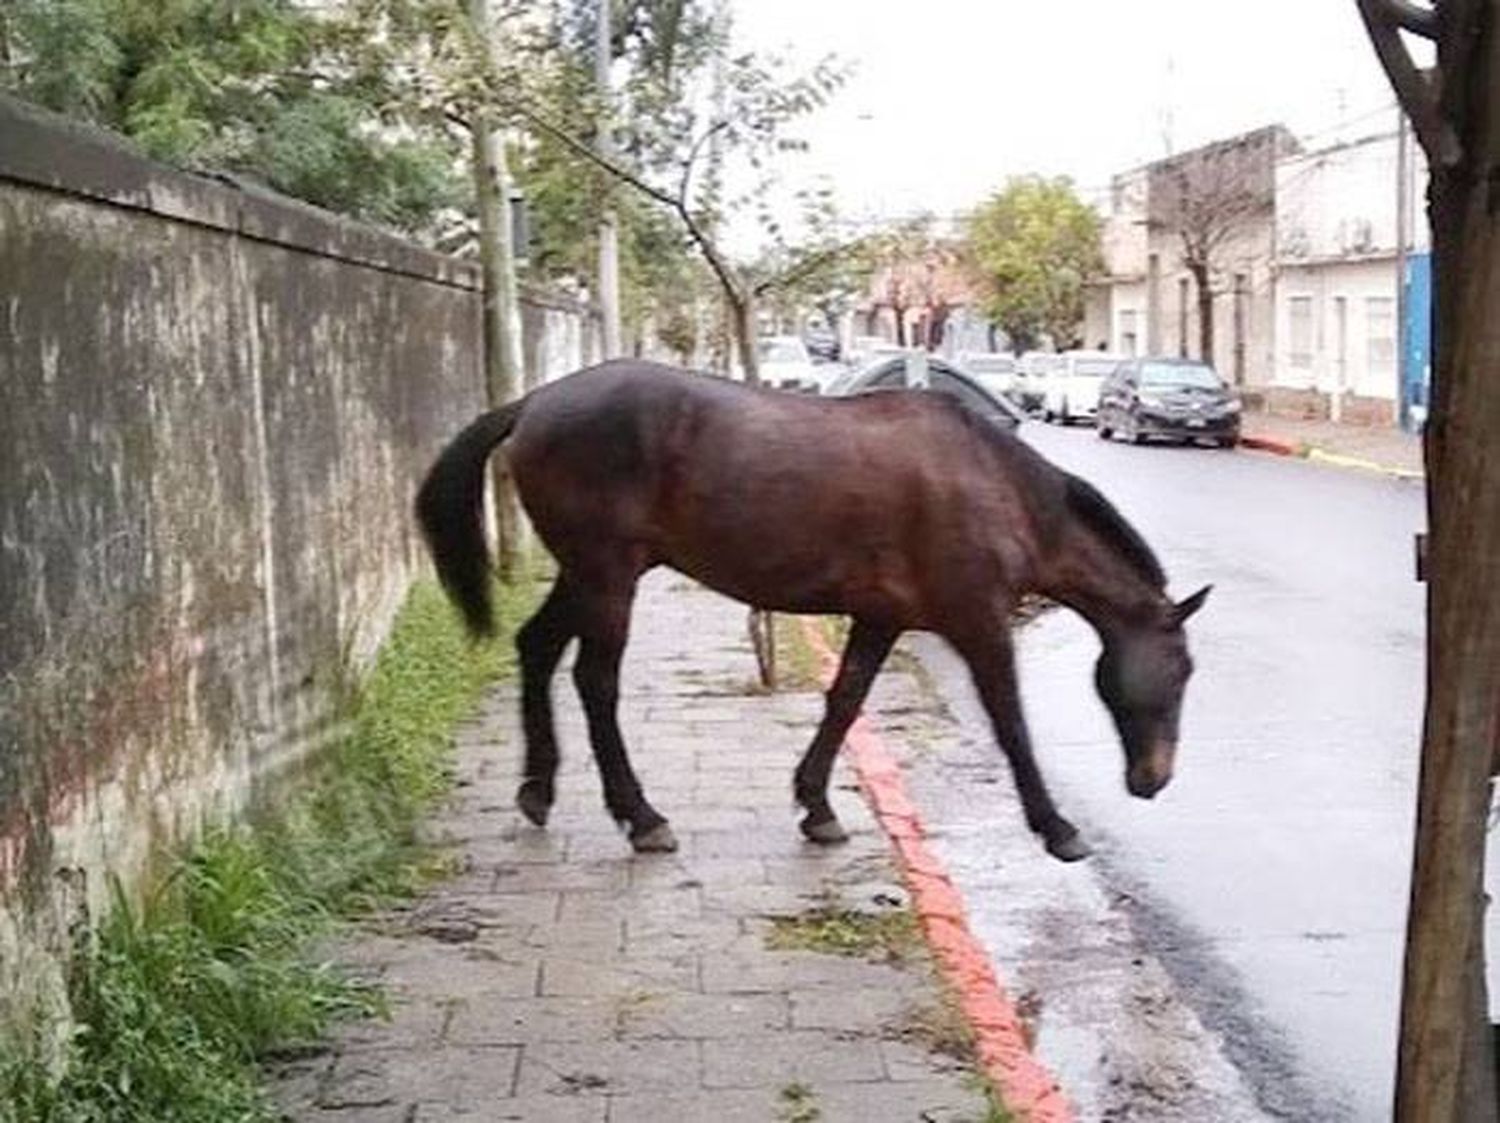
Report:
1096,358,1241,447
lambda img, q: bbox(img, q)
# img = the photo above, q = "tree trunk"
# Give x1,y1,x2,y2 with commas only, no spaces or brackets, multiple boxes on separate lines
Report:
1393,53,1500,1120
730,291,759,385
469,106,524,581
893,306,907,346
1190,262,1214,367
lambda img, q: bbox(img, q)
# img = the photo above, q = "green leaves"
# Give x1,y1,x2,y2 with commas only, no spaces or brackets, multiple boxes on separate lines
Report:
0,0,464,239
964,176,1104,352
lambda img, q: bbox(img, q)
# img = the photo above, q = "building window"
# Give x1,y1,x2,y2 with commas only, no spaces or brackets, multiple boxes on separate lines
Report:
1119,309,1138,356
1289,296,1314,370
1367,296,1396,377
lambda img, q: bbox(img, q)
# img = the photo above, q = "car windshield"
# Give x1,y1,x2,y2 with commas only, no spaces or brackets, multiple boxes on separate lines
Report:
759,340,806,363
1140,361,1223,389
1074,358,1120,377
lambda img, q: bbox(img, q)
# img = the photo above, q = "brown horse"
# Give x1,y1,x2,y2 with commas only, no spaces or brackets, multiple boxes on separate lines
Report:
417,360,1209,862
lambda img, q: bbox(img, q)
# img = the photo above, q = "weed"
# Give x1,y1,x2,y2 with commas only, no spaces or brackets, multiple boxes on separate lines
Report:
765,905,922,965
0,574,537,1122
778,1080,821,1122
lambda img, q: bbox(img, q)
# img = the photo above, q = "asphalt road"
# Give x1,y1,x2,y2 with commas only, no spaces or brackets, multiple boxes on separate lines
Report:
907,423,1494,1120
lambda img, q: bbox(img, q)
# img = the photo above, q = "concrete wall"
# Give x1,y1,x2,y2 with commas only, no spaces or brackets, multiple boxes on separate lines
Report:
0,96,501,1034
1271,257,1402,422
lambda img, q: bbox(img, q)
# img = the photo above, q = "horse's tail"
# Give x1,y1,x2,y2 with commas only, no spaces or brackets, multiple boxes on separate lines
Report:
415,399,528,637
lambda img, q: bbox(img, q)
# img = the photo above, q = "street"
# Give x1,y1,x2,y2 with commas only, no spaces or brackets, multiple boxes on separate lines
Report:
897,425,1487,1121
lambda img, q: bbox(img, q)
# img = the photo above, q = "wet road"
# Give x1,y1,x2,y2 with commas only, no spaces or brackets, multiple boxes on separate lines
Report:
909,425,1492,1120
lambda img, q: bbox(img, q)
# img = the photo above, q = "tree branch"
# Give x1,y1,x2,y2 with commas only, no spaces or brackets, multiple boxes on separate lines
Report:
751,242,849,298
1356,0,1459,166
503,94,746,308
1374,0,1439,38
679,119,730,209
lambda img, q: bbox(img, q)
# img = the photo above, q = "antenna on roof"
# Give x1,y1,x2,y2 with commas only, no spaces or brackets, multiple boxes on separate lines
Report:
1159,54,1177,157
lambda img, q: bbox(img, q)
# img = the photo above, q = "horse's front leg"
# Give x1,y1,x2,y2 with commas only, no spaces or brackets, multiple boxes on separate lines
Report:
953,627,1090,863
571,579,676,853
793,619,897,843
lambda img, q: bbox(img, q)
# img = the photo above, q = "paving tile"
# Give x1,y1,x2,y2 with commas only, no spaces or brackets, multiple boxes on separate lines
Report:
513,1038,702,1097
700,1029,886,1089
273,574,994,1122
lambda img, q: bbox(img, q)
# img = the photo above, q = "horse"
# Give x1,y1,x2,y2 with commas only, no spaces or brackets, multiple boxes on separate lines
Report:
416,359,1209,863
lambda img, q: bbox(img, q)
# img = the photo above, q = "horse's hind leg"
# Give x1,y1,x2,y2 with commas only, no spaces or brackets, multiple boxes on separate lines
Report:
793,620,897,843
570,574,676,853
515,580,576,827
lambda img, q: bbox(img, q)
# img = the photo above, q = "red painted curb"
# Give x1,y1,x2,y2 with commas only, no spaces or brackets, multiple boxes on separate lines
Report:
1239,433,1299,457
800,620,1075,1123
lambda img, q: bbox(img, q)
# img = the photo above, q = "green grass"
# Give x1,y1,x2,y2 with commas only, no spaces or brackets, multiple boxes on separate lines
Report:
765,904,923,965
0,574,539,1123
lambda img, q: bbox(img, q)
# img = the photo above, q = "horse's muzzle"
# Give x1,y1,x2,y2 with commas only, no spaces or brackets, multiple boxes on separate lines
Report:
1127,741,1176,799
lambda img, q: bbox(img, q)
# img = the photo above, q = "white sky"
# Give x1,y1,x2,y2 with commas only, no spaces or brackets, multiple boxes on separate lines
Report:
728,0,1409,239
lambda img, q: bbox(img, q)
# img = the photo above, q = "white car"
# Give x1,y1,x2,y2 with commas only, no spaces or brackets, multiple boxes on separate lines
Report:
758,336,819,393
844,334,903,371
1043,350,1127,424
956,352,1018,400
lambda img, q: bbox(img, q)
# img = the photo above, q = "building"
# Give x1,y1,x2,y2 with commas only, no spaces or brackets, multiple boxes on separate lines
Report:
1270,125,1429,425
1086,126,1298,389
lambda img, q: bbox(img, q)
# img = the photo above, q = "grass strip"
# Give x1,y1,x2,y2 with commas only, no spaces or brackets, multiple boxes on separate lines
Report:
1,574,538,1123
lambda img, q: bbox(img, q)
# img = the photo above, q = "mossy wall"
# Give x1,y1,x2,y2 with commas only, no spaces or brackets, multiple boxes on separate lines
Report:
0,94,489,1033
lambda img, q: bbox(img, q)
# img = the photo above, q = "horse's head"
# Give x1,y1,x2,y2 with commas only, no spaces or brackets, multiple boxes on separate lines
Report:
1093,585,1211,799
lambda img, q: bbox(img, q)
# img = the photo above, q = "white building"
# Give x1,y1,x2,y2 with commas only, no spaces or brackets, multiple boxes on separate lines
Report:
1270,126,1428,424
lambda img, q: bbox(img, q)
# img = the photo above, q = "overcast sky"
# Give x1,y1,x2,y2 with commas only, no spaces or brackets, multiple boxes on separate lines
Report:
728,0,1412,236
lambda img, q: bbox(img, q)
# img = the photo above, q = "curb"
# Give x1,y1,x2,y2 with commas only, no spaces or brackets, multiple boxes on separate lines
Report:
1305,446,1425,480
1241,433,1424,480
801,619,1074,1123
1239,433,1299,457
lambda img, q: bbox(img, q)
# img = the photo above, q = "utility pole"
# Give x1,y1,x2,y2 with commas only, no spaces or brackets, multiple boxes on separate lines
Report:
468,0,525,577
596,0,622,358
1395,106,1411,432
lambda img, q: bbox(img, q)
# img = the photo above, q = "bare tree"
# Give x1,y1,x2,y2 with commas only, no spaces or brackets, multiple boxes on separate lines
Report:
1356,2,1499,1120
1147,129,1288,376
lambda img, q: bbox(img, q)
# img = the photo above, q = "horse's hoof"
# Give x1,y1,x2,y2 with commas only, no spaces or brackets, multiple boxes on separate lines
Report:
1045,831,1092,863
516,782,551,827
800,815,849,845
630,822,679,853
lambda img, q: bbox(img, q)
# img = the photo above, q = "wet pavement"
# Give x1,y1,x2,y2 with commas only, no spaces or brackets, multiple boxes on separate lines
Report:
902,423,1486,1121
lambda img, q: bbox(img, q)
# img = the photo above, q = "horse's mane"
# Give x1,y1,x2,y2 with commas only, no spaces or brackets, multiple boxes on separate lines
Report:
1062,473,1167,590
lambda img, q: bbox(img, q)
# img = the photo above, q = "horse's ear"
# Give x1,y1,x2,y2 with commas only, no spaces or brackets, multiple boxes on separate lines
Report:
1171,585,1212,626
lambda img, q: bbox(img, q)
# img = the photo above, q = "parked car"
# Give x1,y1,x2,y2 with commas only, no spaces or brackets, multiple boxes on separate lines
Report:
834,352,1025,431
803,326,840,363
758,335,820,393
1096,357,1242,447
844,334,903,370
1015,351,1063,414
1042,350,1127,424
955,353,1018,402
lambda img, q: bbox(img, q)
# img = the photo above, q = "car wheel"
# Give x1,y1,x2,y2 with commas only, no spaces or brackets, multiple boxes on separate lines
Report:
1218,436,1238,449
1097,421,1113,439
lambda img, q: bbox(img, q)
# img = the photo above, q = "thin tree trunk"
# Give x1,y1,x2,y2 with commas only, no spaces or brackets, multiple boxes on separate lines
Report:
469,111,524,580
1191,263,1214,367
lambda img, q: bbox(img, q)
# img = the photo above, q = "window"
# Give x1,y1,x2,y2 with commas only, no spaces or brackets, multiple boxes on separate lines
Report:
1119,309,1139,357
1367,296,1395,377
1140,362,1223,388
1289,296,1314,370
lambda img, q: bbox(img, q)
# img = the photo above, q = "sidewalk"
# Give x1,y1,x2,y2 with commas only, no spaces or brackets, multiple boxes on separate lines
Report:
270,574,995,1122
1240,412,1424,478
